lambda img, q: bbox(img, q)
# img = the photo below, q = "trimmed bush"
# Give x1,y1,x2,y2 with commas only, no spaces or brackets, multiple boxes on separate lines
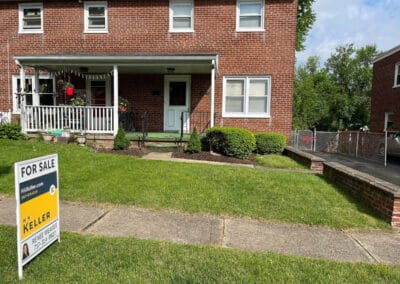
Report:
187,127,201,153
113,125,130,150
0,122,26,140
255,132,286,154
206,127,256,159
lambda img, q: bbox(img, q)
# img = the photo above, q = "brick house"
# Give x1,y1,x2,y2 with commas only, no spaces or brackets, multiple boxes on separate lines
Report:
0,0,297,138
371,44,400,132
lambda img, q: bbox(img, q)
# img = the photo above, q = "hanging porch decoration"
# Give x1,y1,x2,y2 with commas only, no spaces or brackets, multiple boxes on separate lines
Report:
64,75,74,96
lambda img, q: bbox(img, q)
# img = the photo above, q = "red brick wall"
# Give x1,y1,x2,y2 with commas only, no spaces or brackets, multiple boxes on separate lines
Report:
371,50,400,132
324,162,400,228
0,0,297,136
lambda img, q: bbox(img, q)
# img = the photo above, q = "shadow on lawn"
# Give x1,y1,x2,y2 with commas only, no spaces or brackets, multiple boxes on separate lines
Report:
317,174,391,227
0,165,12,176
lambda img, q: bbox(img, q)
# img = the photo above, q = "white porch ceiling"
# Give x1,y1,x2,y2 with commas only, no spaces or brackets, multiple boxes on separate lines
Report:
14,54,218,74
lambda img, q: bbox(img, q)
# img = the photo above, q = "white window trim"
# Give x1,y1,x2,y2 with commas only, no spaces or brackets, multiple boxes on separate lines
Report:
12,75,55,114
222,76,271,118
169,0,194,33
18,3,43,34
236,0,265,32
394,62,400,88
84,1,108,34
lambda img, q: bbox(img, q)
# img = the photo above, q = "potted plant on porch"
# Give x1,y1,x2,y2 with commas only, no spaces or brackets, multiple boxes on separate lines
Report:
75,131,86,146
119,96,128,112
70,94,87,106
64,82,75,96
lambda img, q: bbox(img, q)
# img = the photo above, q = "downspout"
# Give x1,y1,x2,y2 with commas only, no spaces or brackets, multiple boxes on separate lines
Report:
210,60,216,127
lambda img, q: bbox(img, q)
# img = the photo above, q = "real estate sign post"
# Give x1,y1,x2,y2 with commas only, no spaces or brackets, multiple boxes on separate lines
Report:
15,154,60,279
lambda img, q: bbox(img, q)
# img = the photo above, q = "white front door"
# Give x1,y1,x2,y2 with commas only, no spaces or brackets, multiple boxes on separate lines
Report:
164,75,191,132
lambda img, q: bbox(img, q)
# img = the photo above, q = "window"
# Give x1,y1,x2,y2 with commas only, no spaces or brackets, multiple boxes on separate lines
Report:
84,1,108,33
169,0,194,32
394,63,400,88
12,75,55,113
19,3,43,33
223,76,271,118
236,0,264,32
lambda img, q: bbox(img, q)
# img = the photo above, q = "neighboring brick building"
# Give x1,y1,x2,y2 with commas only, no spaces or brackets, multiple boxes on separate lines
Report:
371,44,400,132
0,0,297,137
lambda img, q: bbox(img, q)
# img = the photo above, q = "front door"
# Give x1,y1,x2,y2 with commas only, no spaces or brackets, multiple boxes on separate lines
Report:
86,79,111,106
164,75,190,132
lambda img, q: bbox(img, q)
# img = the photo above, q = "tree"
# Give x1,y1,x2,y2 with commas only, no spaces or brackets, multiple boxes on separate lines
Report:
293,56,332,129
293,44,378,131
324,44,378,130
296,0,316,51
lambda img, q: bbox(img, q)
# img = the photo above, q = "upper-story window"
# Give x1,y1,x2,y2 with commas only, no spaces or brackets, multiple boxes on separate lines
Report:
236,0,265,32
19,3,43,33
84,1,108,33
394,63,400,88
169,0,194,33
223,76,271,118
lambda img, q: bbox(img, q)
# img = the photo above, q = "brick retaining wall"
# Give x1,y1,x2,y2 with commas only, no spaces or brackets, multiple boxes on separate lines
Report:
323,162,400,228
284,147,400,228
283,146,324,173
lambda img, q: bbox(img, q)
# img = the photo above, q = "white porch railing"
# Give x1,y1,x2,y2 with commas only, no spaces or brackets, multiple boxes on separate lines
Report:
24,105,115,134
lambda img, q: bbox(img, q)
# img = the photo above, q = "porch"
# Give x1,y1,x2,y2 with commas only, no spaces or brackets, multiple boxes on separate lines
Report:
14,54,218,137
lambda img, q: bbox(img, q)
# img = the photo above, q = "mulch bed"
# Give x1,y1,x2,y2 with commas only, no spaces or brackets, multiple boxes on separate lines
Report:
94,147,144,157
172,151,256,165
95,147,255,165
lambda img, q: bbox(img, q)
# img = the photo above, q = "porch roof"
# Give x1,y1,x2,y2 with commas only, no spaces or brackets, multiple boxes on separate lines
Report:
14,54,218,74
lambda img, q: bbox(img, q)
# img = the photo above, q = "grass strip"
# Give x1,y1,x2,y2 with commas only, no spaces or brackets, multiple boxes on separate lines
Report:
255,154,307,169
0,226,399,283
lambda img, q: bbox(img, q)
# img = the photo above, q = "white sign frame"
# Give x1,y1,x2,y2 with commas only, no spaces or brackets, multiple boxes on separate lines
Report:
15,154,60,279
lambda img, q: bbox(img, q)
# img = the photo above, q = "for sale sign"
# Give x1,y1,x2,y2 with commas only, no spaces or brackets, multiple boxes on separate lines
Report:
15,154,60,279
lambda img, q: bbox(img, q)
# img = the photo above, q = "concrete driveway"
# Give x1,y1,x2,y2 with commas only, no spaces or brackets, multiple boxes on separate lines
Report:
313,152,400,186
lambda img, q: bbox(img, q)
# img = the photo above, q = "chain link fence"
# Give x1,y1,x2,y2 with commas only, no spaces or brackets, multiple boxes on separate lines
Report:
291,130,390,165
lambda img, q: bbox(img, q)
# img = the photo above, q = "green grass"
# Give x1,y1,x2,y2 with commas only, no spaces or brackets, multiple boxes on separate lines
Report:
0,139,390,229
0,226,399,283
256,154,307,169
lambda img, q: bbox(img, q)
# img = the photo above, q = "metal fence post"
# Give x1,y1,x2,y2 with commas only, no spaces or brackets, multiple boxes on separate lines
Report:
313,128,317,152
384,130,388,167
355,131,359,158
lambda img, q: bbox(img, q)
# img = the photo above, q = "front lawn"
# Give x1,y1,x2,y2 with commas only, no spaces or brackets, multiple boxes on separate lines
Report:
255,154,306,169
1,226,399,283
0,140,390,229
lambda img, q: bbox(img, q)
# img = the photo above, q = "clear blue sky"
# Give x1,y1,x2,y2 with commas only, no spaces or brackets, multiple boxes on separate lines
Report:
296,0,400,66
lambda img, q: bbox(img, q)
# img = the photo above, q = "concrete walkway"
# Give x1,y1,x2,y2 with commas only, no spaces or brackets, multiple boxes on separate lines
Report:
142,152,254,168
1,195,399,265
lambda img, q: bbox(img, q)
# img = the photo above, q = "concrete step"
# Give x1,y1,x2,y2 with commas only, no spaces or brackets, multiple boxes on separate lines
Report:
143,142,184,153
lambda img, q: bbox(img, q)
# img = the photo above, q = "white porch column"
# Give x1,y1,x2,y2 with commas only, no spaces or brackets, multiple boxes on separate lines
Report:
18,62,27,133
210,60,216,127
33,68,40,106
113,65,119,136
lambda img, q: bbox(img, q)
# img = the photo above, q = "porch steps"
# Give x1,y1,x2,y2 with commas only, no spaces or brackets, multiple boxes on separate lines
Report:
143,142,184,153
126,132,190,143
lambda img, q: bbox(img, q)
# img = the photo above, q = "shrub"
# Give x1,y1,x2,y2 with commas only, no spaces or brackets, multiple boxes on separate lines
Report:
37,131,44,142
0,122,26,140
206,127,256,159
255,132,286,154
113,125,130,150
187,127,201,153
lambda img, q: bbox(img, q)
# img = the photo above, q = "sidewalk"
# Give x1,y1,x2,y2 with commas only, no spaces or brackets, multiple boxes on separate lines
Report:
1,195,399,265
